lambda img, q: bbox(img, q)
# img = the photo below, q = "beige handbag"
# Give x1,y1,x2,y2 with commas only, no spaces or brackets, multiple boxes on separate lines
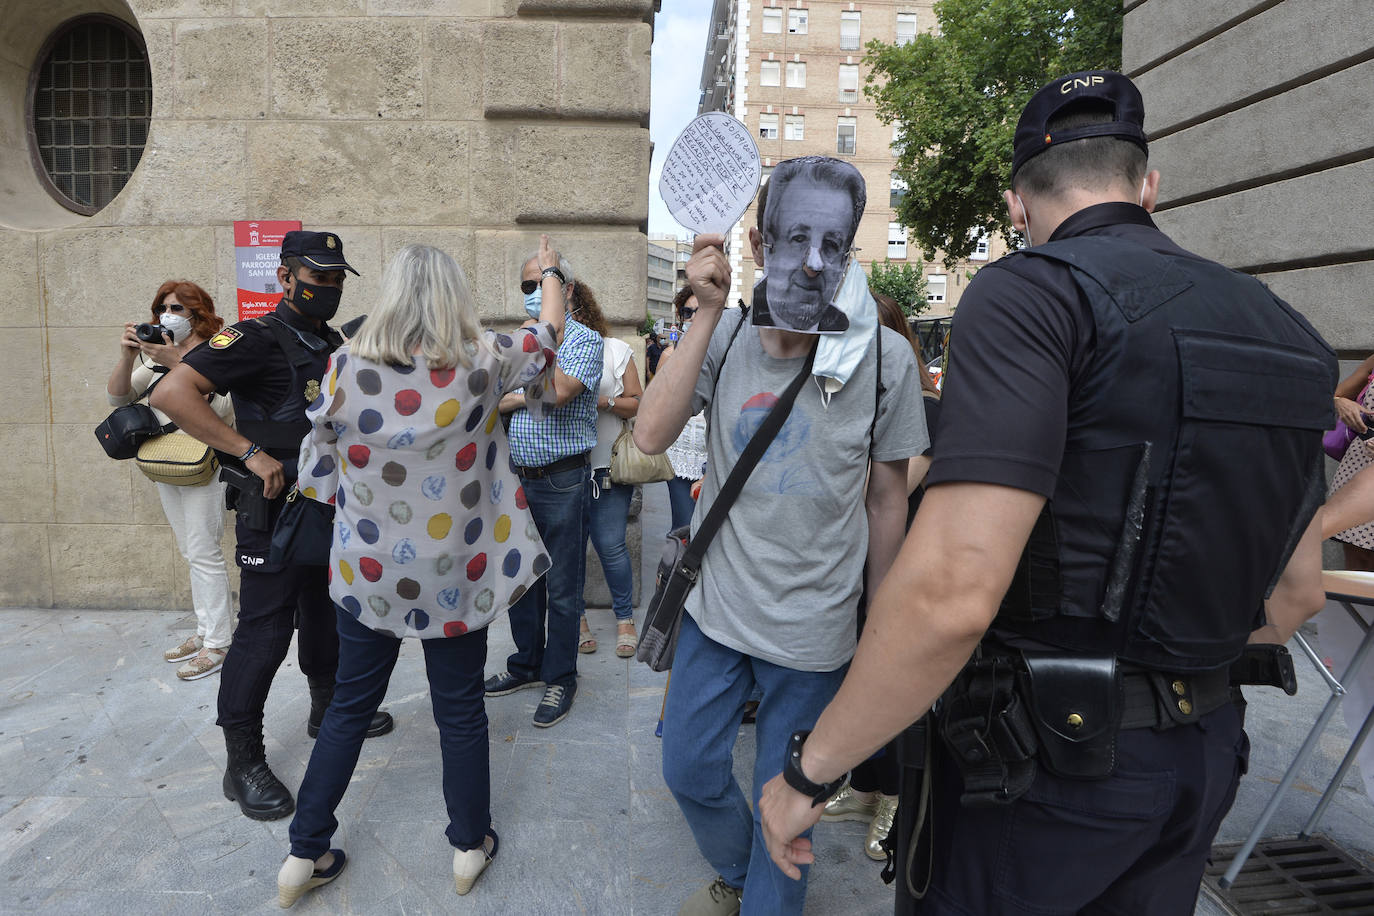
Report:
609,420,675,485
136,431,218,486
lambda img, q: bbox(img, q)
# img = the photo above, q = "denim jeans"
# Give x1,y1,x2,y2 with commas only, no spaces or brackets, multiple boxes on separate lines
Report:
587,473,634,620
290,607,491,858
506,463,589,688
661,612,848,914
666,475,698,531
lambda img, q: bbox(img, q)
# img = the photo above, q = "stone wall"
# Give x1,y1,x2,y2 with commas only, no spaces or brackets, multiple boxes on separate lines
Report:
1123,0,1374,353
0,0,654,608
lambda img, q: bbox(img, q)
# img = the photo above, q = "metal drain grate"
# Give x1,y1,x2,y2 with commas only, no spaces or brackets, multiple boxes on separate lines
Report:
1203,836,1374,914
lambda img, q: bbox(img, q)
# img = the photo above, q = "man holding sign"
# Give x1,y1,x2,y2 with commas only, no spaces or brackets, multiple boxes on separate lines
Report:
636,155,927,914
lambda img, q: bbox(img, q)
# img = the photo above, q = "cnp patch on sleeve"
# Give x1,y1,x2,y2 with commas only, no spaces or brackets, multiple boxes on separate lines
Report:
209,327,242,349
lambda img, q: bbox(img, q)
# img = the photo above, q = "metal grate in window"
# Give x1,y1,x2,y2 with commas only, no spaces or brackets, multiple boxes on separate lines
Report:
31,17,151,214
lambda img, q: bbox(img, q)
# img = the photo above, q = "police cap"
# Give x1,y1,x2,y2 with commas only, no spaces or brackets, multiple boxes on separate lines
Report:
281,230,360,275
1011,70,1148,181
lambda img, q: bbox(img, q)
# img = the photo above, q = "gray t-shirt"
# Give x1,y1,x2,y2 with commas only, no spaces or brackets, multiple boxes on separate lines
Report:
686,313,929,671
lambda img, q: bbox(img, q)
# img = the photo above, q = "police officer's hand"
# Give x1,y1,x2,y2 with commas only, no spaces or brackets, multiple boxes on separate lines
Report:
685,234,730,315
246,450,285,499
1335,396,1368,434
537,233,559,271
139,333,183,369
759,773,823,881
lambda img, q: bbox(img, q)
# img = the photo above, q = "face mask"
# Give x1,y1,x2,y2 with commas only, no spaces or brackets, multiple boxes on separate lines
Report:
290,278,342,321
811,257,877,394
1015,193,1033,247
523,286,542,319
159,313,191,343
1138,177,1148,208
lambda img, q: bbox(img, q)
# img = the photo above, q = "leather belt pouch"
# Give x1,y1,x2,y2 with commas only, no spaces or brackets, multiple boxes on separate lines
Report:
1018,653,1120,779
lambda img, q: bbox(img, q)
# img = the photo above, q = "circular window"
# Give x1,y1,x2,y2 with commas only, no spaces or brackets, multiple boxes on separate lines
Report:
27,14,152,215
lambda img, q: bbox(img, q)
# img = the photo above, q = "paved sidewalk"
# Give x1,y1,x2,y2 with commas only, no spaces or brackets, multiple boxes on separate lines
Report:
2,482,1373,913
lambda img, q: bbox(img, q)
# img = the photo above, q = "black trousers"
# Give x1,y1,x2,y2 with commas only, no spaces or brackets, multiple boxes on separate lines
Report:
902,702,1248,915
216,513,338,731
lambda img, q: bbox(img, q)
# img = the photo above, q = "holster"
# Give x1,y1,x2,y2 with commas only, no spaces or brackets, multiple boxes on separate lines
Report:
220,461,271,532
939,655,1038,806
1229,643,1298,695
1017,653,1120,779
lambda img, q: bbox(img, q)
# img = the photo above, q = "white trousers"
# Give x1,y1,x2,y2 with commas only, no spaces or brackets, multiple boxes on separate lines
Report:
156,479,233,650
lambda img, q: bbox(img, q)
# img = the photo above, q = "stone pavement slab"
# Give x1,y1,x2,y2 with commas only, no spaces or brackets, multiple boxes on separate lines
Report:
1,482,1372,914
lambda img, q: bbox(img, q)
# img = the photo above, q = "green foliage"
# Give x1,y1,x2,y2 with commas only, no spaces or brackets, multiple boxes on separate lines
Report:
867,259,928,317
640,312,656,336
865,0,1122,267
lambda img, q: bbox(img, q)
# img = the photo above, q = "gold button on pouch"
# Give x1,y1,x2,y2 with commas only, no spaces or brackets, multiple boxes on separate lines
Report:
1177,699,1193,715
1066,713,1084,729
1171,679,1187,696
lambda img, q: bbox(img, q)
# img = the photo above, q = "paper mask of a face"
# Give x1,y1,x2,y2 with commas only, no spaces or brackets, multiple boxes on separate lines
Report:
751,157,864,335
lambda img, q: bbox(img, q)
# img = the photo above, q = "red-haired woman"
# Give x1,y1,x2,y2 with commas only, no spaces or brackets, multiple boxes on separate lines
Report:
107,280,236,680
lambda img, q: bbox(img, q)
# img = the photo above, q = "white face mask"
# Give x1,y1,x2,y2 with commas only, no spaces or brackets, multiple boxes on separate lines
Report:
1015,193,1033,247
1138,176,1148,208
160,313,191,343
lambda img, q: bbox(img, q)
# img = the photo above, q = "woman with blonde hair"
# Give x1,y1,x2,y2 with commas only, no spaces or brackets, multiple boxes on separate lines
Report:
276,237,566,906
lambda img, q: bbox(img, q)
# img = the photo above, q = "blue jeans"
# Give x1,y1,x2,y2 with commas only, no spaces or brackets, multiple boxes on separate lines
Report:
666,475,698,531
290,607,491,858
588,473,634,620
506,463,589,688
661,612,848,913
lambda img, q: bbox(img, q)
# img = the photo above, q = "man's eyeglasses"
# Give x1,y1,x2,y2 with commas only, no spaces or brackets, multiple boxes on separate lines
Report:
154,303,187,315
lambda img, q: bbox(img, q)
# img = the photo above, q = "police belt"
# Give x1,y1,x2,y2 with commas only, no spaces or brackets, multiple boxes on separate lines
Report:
514,452,588,479
1119,666,1233,730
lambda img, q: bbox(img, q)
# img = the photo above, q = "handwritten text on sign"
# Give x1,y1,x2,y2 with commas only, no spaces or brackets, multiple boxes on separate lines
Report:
659,112,761,236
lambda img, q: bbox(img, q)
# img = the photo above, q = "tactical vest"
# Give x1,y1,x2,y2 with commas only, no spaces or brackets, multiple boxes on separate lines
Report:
231,316,336,478
991,236,1335,671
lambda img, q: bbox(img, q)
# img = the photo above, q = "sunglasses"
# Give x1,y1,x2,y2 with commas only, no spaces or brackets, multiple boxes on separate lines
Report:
679,306,696,320
154,303,187,315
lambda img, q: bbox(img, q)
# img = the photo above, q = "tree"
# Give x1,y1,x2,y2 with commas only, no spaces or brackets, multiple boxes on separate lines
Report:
867,259,929,317
865,0,1122,267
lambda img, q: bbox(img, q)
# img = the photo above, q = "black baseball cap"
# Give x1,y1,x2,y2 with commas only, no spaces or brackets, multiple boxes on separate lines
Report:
1011,70,1148,181
281,230,360,275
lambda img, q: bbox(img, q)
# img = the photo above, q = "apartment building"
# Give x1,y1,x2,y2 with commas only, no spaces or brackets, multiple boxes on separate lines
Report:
698,0,1002,317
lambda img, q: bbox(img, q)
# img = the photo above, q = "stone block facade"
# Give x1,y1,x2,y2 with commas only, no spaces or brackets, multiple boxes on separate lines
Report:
0,0,653,608
1124,0,1374,352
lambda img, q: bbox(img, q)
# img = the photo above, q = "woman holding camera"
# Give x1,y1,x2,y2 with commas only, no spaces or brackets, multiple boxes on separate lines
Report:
277,238,566,906
106,280,235,680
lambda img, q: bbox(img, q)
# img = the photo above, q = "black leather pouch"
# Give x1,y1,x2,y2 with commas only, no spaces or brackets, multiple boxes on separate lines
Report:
1017,653,1121,779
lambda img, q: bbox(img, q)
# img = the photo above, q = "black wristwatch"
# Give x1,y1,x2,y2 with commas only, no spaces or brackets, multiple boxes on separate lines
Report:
783,730,848,807
540,265,565,285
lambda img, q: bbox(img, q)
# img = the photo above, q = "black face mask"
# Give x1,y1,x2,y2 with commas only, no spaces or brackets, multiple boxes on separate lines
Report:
289,278,342,321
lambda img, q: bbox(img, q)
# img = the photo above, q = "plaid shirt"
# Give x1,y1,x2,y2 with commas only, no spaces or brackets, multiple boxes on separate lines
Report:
508,317,603,467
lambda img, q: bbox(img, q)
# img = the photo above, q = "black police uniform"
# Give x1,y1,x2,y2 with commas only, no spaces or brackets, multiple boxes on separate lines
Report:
893,200,1335,915
183,300,343,733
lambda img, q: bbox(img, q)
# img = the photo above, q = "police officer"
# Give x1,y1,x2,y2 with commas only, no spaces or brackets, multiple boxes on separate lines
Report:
759,71,1334,913
154,230,393,821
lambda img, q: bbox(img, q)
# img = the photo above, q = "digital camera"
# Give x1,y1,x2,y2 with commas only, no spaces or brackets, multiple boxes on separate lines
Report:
135,323,168,343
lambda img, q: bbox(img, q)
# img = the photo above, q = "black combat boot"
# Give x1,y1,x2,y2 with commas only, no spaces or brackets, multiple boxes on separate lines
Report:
306,677,395,739
222,725,294,821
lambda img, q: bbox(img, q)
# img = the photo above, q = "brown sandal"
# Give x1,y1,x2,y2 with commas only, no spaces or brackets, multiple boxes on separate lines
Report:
616,622,637,658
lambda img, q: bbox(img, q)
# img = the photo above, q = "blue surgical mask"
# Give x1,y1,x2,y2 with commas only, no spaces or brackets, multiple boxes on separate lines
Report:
523,286,542,319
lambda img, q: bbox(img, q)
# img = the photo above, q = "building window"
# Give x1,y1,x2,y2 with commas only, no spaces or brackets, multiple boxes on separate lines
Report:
762,8,782,33
840,11,861,50
838,64,859,102
787,9,808,33
896,12,918,45
890,172,908,208
888,223,907,259
836,116,856,155
927,274,947,303
759,113,779,139
784,114,805,140
29,15,152,215
970,231,990,261
891,120,904,152
760,60,780,86
785,61,806,88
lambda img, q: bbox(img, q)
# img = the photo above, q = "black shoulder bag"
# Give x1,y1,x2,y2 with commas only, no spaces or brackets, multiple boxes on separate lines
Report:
95,367,174,460
636,331,818,671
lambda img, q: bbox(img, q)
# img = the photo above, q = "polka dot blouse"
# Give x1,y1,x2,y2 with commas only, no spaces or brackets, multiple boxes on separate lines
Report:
298,323,560,639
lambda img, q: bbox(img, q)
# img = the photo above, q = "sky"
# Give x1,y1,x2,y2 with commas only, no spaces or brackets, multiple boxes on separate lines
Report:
647,0,712,238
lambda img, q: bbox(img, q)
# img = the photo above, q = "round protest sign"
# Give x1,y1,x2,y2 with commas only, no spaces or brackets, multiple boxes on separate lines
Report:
658,112,761,236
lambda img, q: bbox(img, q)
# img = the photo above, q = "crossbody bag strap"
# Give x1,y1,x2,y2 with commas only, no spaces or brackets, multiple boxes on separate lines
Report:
135,362,178,434
710,305,750,390
683,339,817,570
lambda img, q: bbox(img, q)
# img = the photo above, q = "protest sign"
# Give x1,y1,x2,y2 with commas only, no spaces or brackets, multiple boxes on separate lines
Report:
659,112,761,236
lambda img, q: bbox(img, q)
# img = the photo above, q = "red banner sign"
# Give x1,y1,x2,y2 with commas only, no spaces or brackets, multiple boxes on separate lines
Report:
234,220,301,321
